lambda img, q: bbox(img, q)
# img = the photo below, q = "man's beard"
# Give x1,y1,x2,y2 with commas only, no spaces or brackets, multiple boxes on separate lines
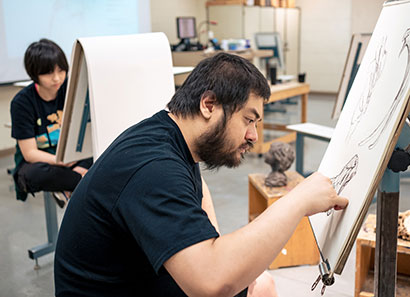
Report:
194,115,254,170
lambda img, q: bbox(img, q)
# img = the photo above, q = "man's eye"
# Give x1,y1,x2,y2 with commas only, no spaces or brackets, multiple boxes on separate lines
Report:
246,118,255,124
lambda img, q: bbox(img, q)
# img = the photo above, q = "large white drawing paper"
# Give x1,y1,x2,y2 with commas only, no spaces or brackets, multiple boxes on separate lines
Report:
309,1,410,275
57,32,175,163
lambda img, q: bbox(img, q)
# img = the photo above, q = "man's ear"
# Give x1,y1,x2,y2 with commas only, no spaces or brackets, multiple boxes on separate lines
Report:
199,90,217,120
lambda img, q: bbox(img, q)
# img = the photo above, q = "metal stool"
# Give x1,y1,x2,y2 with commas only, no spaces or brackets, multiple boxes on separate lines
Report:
28,191,58,269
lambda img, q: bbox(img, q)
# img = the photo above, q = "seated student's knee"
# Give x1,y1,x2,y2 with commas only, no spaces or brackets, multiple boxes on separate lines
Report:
19,162,57,192
23,162,51,183
247,271,278,297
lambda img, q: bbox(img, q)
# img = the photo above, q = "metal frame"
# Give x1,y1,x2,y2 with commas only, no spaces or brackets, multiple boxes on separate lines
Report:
295,132,331,177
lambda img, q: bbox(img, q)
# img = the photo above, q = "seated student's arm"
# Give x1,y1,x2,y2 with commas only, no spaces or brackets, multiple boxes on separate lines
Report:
18,138,59,165
19,138,88,175
164,172,348,297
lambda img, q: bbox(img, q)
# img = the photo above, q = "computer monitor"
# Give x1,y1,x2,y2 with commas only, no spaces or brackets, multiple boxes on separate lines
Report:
176,17,197,40
255,32,285,70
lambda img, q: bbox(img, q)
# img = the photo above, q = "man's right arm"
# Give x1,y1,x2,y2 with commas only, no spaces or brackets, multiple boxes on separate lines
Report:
164,172,348,297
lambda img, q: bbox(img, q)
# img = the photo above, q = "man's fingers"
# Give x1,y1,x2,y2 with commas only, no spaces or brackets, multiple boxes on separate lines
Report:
334,196,349,210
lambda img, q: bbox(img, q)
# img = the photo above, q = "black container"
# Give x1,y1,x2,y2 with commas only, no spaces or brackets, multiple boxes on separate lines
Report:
270,67,277,85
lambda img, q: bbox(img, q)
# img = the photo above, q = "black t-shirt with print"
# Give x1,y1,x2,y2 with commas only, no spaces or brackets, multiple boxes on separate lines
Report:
10,80,67,169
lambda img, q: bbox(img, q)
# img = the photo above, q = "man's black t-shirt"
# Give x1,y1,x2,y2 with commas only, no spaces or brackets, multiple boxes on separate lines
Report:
54,110,220,296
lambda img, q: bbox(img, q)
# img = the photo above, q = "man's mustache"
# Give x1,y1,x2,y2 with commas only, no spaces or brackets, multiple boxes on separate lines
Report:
240,140,254,150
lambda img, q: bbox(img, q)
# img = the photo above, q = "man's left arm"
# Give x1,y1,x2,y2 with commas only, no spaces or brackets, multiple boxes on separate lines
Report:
201,177,220,233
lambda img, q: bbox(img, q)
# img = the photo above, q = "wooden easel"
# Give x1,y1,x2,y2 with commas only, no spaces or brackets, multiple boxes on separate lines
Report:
373,120,410,297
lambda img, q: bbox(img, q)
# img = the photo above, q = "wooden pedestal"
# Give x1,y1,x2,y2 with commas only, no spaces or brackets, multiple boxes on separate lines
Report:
355,214,410,297
248,171,319,269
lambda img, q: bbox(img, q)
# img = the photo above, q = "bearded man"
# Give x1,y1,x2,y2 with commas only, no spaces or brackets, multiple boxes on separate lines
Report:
54,53,348,297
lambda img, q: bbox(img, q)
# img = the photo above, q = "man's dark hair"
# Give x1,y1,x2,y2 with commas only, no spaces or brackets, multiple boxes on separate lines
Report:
24,38,69,84
167,53,270,119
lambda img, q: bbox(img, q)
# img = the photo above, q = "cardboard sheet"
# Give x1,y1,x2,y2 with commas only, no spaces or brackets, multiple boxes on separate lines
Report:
56,32,175,163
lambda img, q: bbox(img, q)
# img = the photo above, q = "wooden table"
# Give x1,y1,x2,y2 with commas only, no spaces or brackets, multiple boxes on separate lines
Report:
252,81,310,154
248,172,319,269
355,214,410,297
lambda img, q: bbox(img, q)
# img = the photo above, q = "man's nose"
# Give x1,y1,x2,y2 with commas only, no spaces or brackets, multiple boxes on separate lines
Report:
246,124,258,143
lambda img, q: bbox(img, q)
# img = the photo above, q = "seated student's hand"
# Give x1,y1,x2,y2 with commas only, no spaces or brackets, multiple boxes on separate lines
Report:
54,156,76,167
73,166,88,177
288,172,349,217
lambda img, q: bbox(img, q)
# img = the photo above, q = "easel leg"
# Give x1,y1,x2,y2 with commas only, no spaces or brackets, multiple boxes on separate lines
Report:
374,169,399,297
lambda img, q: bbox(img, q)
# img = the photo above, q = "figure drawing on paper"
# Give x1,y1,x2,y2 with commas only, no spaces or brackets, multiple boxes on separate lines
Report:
359,28,410,149
346,37,387,142
327,154,359,216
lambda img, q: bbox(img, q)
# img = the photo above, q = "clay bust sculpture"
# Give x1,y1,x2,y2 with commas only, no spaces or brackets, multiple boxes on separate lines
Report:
264,142,295,187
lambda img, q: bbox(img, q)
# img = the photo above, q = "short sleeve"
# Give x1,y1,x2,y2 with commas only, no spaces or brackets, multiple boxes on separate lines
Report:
10,94,37,140
111,158,219,273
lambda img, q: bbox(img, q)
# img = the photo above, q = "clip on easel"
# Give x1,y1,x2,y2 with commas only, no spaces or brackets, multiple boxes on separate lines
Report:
311,116,410,296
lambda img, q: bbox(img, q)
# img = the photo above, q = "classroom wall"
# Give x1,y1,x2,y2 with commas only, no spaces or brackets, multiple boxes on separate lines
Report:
296,0,352,93
351,0,385,34
296,0,384,93
150,0,207,45
0,86,19,154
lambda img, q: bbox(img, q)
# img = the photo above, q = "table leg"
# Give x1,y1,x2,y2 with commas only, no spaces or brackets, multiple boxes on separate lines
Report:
301,93,308,123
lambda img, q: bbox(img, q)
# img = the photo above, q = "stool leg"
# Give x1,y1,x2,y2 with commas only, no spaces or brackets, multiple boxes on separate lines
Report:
44,192,58,244
34,258,40,270
28,192,59,269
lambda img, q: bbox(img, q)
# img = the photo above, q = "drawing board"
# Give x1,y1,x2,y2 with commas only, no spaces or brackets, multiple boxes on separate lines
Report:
56,32,175,163
309,0,410,275
332,33,371,120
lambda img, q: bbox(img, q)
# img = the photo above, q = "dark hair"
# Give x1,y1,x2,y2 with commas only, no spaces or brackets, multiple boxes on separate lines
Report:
167,52,270,119
24,38,69,84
